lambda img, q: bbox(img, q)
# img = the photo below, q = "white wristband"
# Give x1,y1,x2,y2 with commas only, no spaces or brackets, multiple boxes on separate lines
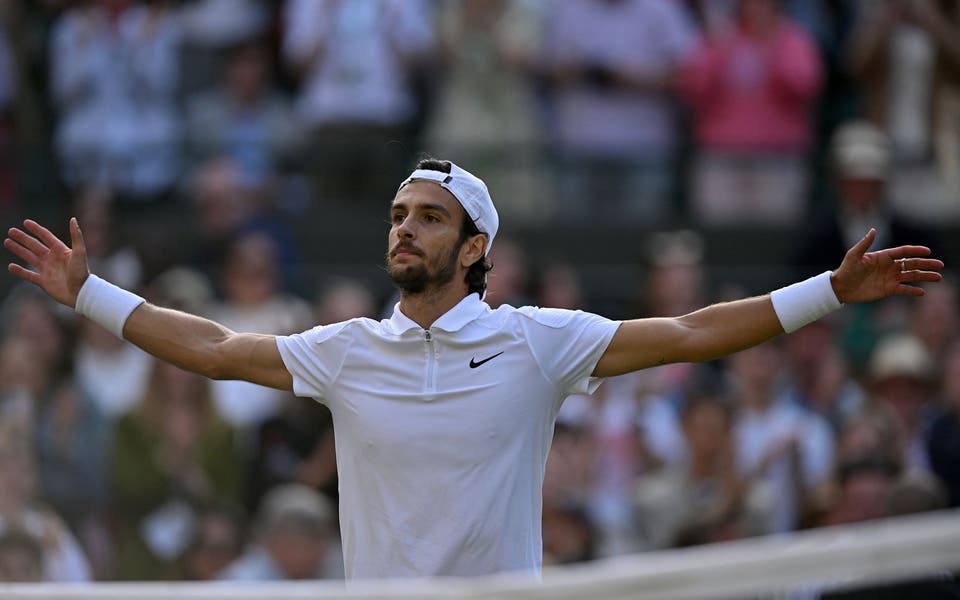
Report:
74,274,146,340
770,271,843,333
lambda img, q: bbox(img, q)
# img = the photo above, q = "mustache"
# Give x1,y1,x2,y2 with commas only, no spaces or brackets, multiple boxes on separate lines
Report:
389,242,424,257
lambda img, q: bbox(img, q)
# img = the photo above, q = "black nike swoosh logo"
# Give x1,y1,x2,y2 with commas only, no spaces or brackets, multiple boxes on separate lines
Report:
469,351,504,369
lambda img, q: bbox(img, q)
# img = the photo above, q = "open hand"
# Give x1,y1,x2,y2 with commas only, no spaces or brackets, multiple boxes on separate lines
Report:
830,228,944,304
5,218,90,308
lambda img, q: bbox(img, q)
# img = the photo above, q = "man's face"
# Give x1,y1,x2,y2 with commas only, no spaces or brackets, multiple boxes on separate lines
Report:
839,177,884,213
386,182,470,294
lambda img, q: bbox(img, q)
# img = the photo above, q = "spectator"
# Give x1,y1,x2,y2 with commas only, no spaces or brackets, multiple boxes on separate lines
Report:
729,343,835,533
422,0,547,218
313,278,378,325
110,359,242,580
536,262,585,311
908,278,959,359
780,320,865,432
834,407,900,470
0,288,71,429
178,0,268,94
178,502,246,580
635,392,771,550
555,376,661,557
847,0,960,219
818,468,957,598
483,237,532,309
184,38,302,187
34,374,110,577
542,500,596,566
205,231,313,431
188,157,302,292
795,120,942,273
246,397,336,515
820,456,899,526
0,422,91,581
540,0,697,222
74,315,152,421
145,266,215,319
1,286,71,383
630,231,710,401
49,0,182,201
794,121,942,369
282,0,434,203
220,483,341,580
866,333,937,472
681,0,823,226
0,334,44,430
640,230,708,319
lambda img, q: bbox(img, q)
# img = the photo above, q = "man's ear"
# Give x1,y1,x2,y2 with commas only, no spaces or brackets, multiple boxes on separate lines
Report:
461,234,486,267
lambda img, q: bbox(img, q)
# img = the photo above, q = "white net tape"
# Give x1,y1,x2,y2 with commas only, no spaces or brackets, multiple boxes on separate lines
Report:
3,509,959,600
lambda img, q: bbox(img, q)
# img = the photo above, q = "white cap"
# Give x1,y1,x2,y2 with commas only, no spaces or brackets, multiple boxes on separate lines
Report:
831,120,891,181
399,162,499,255
869,334,934,382
259,483,332,532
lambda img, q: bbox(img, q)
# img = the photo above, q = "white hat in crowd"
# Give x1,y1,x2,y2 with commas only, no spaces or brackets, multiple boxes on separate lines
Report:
831,120,892,181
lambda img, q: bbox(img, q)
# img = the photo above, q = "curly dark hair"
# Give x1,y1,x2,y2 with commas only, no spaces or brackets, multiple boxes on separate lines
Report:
413,158,494,297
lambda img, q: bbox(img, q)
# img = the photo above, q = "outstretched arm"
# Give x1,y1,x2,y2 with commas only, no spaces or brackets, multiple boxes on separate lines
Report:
594,229,943,377
5,219,293,390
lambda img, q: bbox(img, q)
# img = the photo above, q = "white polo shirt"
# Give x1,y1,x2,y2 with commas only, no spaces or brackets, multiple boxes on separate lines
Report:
276,293,620,579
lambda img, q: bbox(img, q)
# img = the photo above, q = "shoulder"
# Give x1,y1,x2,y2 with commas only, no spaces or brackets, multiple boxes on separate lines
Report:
514,305,583,328
296,317,379,345
512,305,612,329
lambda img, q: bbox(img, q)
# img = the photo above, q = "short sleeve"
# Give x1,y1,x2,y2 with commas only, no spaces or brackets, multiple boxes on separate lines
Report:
518,307,621,397
275,322,352,401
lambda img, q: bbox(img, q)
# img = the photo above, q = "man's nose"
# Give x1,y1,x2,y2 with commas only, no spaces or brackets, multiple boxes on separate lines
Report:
397,216,416,239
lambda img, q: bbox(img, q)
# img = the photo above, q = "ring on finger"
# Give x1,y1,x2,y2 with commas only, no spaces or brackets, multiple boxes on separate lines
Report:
900,259,907,272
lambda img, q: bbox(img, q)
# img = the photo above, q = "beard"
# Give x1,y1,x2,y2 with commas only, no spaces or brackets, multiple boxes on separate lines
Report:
387,242,460,294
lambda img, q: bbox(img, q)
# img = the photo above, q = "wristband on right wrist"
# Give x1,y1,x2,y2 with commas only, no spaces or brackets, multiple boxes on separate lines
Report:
770,271,843,333
74,274,146,340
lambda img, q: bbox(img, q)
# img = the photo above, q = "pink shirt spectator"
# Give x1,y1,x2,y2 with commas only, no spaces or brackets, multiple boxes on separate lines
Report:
681,19,823,153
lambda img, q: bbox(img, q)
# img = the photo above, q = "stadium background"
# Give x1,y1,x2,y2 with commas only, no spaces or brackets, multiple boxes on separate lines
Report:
0,0,959,589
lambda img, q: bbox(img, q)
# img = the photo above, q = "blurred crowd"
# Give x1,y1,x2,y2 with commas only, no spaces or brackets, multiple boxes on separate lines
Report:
0,0,959,584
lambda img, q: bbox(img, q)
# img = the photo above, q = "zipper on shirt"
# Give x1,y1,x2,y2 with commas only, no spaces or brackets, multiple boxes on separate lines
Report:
424,330,438,397
423,330,440,400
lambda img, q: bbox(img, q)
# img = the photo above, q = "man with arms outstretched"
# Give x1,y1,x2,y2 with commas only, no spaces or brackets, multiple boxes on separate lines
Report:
4,159,944,579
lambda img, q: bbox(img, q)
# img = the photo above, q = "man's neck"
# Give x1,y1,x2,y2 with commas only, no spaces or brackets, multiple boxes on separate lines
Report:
398,283,472,330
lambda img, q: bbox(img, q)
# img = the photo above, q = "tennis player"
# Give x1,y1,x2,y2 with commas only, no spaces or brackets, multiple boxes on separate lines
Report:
4,159,943,579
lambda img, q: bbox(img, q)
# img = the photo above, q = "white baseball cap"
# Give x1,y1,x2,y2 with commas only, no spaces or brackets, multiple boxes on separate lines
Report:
831,120,891,181
398,162,499,255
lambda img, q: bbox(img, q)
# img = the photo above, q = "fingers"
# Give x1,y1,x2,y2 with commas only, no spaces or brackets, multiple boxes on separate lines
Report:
849,228,876,257
23,219,68,252
7,226,49,257
884,245,934,259
7,263,42,285
900,269,943,284
3,236,41,268
69,217,86,254
899,258,944,272
894,283,926,297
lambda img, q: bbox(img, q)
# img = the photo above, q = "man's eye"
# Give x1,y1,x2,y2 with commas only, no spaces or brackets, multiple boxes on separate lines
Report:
392,214,405,224
425,214,439,223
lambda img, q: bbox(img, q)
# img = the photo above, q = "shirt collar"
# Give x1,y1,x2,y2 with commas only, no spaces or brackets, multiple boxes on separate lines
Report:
384,294,488,335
